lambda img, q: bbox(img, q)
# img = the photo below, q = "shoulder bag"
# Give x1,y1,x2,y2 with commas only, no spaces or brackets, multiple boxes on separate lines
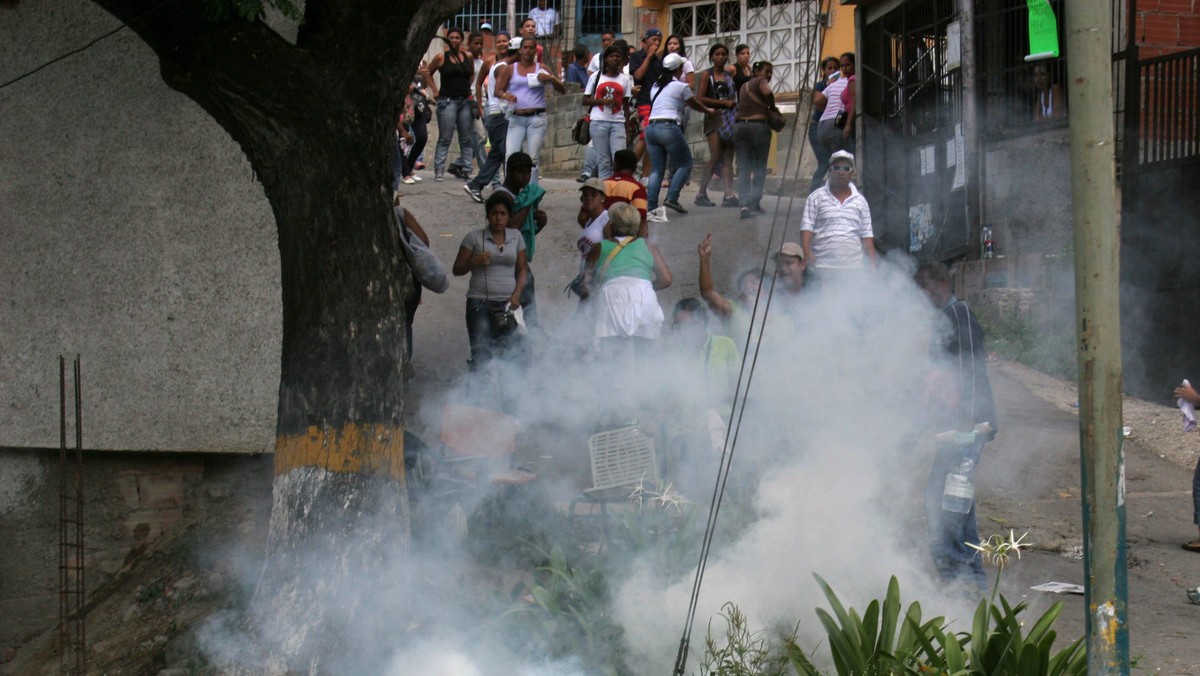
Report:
747,79,786,132
572,71,603,146
395,206,450,293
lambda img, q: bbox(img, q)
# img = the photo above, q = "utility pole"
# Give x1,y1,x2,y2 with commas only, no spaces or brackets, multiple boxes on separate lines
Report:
1065,0,1129,670
508,0,516,37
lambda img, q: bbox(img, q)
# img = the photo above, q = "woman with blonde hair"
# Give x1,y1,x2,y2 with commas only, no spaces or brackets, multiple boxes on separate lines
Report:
580,202,672,357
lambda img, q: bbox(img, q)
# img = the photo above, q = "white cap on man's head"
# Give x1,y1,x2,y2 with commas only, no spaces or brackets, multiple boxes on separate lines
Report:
480,22,493,31
829,150,855,167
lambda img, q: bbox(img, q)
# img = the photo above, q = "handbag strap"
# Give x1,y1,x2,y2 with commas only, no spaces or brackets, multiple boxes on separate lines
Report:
597,236,636,284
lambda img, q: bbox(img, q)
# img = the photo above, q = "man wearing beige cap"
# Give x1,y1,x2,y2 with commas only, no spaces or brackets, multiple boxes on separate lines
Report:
774,242,806,296
800,149,876,275
576,177,610,260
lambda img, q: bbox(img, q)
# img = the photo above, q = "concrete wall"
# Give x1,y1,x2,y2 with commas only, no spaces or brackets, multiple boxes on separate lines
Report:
980,124,1073,261
0,0,281,452
0,448,274,657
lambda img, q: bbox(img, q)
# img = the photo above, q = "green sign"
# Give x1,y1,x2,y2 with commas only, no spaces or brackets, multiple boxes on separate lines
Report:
1025,0,1061,61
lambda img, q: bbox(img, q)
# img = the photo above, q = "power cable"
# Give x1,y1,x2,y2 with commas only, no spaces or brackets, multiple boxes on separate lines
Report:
0,0,180,92
670,6,829,672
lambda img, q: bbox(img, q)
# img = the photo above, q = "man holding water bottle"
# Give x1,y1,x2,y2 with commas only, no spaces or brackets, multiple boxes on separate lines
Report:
915,261,998,590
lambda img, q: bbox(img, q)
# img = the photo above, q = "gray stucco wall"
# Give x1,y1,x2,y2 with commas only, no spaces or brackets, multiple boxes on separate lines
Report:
981,124,1074,260
1,0,280,452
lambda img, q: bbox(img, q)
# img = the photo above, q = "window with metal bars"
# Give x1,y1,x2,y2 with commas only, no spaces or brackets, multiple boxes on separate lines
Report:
580,0,621,35
976,0,1068,132
861,0,962,137
671,1,740,37
449,0,508,34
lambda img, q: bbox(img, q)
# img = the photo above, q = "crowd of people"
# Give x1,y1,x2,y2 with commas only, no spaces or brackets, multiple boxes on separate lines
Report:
389,14,1013,590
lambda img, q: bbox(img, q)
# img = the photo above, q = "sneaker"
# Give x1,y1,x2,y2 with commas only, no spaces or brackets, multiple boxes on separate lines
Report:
722,196,739,207
402,176,417,185
694,193,715,207
647,206,669,223
434,174,445,182
663,199,688,214
463,184,483,203
414,162,426,171
576,173,589,183
447,165,466,179
739,207,753,220
410,175,423,183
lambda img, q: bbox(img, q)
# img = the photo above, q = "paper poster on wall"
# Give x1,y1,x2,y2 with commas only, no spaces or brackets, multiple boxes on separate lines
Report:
919,145,936,175
946,138,957,167
946,21,962,71
1025,0,1060,61
909,203,934,253
952,123,966,190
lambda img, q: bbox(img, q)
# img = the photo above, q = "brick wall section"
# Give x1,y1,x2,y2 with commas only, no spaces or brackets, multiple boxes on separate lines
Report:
1137,0,1200,56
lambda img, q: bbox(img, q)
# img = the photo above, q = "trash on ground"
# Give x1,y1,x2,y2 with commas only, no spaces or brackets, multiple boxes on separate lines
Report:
1031,582,1085,595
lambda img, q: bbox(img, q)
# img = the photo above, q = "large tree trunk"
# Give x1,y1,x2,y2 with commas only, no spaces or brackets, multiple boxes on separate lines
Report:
91,0,462,669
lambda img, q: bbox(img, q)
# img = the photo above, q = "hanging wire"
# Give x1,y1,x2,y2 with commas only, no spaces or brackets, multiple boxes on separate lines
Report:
670,5,829,672
0,0,180,92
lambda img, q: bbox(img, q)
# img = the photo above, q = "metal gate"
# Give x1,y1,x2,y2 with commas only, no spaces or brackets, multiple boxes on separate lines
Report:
669,0,820,94
860,0,964,258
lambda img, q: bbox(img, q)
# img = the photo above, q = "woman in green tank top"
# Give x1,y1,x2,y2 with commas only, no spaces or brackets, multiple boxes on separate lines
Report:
579,203,672,350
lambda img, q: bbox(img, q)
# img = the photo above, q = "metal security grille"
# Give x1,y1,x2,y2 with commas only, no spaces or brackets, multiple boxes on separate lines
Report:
449,0,508,33
670,0,819,94
975,0,1068,132
58,356,85,675
580,0,621,36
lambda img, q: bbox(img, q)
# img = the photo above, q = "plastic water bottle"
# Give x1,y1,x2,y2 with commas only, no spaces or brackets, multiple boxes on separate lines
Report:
942,456,976,514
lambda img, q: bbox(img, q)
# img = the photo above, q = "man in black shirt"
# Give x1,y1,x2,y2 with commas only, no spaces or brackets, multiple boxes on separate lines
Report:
628,28,663,177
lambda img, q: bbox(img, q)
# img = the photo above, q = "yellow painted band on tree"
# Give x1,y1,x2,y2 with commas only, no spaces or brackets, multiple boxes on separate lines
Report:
274,423,406,481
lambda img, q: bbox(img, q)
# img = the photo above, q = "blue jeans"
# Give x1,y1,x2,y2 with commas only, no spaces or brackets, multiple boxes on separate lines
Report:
434,97,474,177
506,113,548,184
734,121,771,209
808,119,829,191
469,114,508,190
582,141,598,177
925,434,987,589
645,121,692,209
589,119,627,179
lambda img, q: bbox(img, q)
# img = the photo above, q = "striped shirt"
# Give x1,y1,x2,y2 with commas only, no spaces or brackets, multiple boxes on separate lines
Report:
799,182,873,269
603,172,648,221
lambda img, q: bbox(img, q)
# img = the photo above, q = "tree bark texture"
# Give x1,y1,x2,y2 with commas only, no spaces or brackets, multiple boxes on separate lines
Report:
90,0,464,668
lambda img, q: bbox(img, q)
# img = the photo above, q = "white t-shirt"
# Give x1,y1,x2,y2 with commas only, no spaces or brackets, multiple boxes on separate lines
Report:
588,52,601,75
648,80,693,123
674,58,696,84
585,72,635,123
819,76,850,121
577,211,609,267
528,7,559,36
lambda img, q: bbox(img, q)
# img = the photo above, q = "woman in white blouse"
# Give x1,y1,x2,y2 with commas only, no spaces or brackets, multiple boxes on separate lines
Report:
644,52,713,215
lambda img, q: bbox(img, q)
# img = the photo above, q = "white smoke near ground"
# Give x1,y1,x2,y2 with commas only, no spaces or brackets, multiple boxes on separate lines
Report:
196,250,987,673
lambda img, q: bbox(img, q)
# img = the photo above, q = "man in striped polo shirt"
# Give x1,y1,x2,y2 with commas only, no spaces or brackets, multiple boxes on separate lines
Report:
799,150,876,280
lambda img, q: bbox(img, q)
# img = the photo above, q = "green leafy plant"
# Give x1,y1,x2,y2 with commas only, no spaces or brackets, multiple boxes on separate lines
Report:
500,545,627,676
699,603,793,676
789,532,1086,675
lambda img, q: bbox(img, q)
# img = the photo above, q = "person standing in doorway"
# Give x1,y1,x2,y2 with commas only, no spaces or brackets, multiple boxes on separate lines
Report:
814,52,856,166
808,56,842,192
495,37,565,185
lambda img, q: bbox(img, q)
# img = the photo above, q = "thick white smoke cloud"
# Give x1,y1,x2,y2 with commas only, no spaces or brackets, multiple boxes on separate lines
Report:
198,251,987,673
